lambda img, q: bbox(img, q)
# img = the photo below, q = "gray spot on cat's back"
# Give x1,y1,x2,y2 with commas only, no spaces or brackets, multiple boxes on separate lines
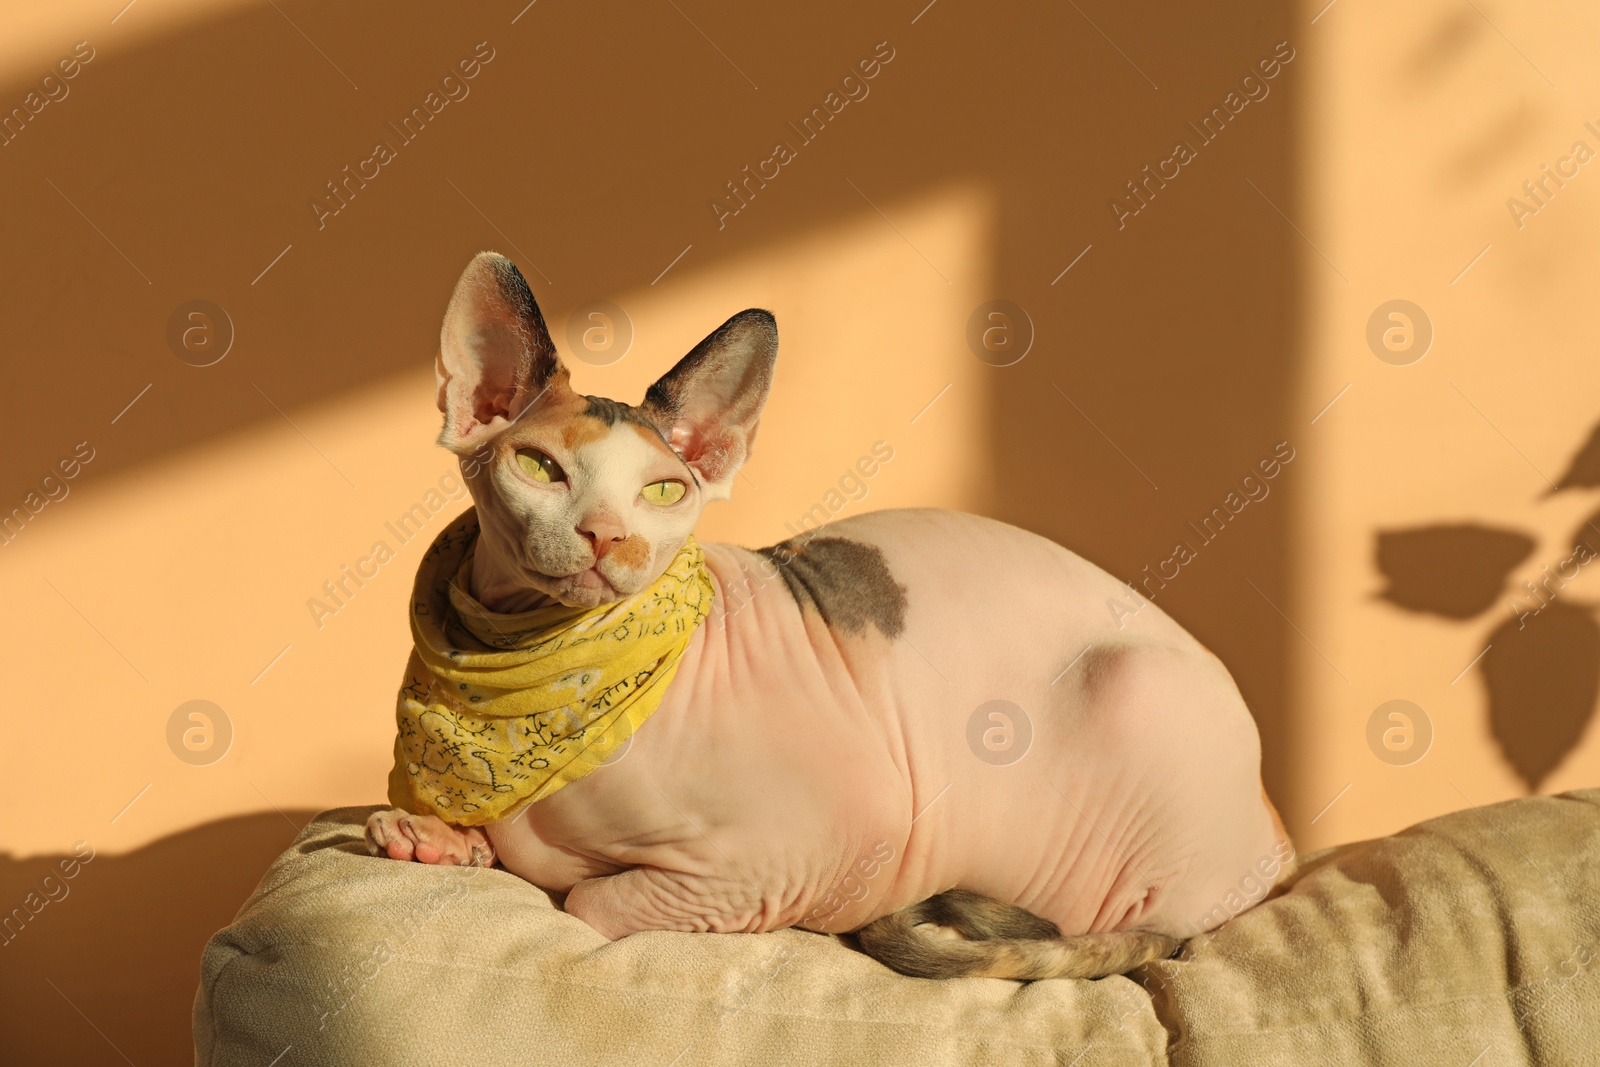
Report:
755,536,908,639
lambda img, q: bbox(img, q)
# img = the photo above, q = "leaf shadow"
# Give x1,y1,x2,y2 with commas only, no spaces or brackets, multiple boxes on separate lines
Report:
1374,523,1534,619
1482,604,1600,791
1551,418,1600,494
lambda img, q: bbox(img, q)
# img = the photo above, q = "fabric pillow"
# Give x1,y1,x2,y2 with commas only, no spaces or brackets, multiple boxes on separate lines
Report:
194,807,1168,1066
1152,789,1600,1064
195,790,1600,1066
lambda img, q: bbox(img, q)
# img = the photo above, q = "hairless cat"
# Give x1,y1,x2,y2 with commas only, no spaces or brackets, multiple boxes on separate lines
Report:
366,251,1293,980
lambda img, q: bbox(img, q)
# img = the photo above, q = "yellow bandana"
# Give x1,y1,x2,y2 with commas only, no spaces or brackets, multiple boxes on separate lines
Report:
387,509,714,825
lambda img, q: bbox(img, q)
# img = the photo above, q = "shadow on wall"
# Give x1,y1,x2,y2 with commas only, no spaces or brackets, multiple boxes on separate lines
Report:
1,0,1300,803
0,810,316,1067
1376,420,1600,789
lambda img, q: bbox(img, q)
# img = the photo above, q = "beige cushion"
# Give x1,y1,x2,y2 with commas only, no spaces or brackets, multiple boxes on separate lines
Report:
192,810,1169,1066
1154,788,1600,1065
195,790,1600,1065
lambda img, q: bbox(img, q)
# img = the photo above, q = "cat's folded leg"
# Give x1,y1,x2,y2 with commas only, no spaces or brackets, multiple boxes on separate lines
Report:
563,867,768,939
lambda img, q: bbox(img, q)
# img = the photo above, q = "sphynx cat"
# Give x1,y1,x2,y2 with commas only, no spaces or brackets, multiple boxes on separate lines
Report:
365,251,1293,979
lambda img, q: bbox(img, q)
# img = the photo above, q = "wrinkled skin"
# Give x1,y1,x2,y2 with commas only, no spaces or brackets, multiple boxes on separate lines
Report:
366,252,1290,947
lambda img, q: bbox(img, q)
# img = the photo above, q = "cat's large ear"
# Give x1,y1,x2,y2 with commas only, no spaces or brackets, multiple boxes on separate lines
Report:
435,251,567,453
643,309,777,501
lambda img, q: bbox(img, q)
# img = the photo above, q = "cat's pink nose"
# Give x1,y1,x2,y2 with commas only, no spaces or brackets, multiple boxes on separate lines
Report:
576,514,626,560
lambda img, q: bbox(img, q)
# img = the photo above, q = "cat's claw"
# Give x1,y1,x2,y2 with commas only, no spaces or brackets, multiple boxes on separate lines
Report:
364,808,496,867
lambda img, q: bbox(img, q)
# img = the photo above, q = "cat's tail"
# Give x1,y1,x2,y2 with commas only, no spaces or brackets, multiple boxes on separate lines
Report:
854,889,1182,980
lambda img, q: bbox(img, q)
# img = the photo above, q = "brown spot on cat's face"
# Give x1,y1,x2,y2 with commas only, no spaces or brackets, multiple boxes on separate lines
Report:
560,416,611,452
610,533,652,572
755,536,908,639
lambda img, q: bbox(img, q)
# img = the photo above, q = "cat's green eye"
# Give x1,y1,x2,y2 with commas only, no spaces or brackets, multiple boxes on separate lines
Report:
641,480,686,506
516,450,566,484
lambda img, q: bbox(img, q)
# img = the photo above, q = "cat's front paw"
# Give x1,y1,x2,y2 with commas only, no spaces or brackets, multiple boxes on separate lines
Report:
364,808,495,867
